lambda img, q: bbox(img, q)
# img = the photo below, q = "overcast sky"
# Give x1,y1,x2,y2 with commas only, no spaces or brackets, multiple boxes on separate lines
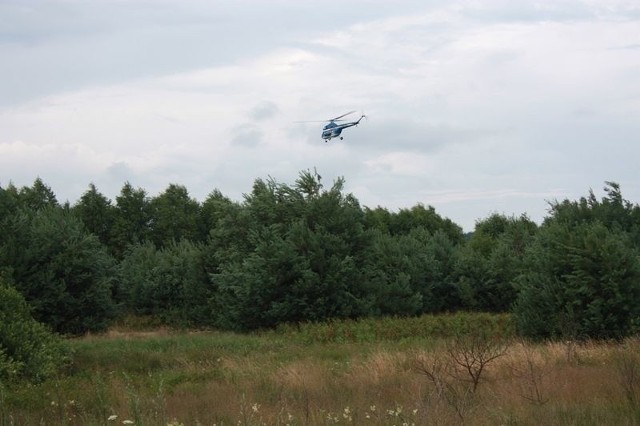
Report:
1,0,639,231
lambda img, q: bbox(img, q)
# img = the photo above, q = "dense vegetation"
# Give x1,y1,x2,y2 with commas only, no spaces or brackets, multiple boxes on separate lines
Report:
1,171,640,382
0,283,68,382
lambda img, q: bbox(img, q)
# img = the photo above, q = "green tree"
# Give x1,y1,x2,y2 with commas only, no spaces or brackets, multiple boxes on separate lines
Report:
72,183,115,248
116,241,158,313
361,229,423,316
0,185,21,271
363,206,393,233
119,240,211,326
0,183,20,221
111,182,151,258
458,214,537,312
389,203,464,244
515,221,640,339
549,181,640,244
17,177,58,211
211,171,372,330
198,189,234,241
149,184,200,247
0,207,116,335
515,183,640,340
421,229,462,312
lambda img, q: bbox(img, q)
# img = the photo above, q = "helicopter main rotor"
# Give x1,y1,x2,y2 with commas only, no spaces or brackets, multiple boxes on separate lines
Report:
294,111,357,124
328,111,356,122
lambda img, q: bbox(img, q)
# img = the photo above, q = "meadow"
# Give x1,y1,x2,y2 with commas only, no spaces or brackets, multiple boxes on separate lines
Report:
2,313,640,425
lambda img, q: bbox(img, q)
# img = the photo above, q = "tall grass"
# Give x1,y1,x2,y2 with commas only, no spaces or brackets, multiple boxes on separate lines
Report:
274,312,515,344
2,313,639,425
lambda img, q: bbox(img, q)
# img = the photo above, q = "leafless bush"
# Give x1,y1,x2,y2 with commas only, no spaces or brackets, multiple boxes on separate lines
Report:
414,331,508,424
509,339,550,405
415,354,475,424
445,331,509,392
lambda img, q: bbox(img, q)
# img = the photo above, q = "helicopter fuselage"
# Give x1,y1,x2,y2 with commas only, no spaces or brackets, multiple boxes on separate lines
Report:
321,115,365,141
322,121,343,140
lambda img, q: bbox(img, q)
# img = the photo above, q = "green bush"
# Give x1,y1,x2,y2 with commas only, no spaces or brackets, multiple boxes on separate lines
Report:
514,183,640,340
0,207,116,335
118,240,211,326
0,283,69,383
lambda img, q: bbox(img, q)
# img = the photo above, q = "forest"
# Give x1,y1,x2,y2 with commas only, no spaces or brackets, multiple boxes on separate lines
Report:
1,170,640,384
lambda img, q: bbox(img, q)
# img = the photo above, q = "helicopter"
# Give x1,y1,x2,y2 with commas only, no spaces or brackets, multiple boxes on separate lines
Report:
297,111,366,142
320,111,366,142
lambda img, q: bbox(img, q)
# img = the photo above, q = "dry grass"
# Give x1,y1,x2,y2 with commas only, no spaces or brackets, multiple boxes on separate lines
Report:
3,320,640,425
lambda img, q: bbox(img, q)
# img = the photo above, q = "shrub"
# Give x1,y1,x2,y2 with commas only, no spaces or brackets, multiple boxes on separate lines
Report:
0,283,69,383
0,207,116,335
515,221,640,340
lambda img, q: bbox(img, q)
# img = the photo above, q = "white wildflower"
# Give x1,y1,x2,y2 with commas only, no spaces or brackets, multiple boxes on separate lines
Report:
343,406,353,421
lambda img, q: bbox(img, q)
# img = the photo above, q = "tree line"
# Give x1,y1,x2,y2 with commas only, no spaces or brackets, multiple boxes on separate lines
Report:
1,171,639,345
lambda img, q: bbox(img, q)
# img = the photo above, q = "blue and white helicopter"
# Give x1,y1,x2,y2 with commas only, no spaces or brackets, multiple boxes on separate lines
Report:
321,111,366,142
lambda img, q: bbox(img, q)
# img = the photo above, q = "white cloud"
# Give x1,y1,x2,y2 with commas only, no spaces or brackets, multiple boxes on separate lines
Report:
365,152,436,176
1,0,639,230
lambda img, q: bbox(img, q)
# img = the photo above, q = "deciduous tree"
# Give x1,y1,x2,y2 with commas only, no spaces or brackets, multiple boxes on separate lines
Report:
0,208,116,334
111,182,151,258
149,184,200,247
515,183,640,340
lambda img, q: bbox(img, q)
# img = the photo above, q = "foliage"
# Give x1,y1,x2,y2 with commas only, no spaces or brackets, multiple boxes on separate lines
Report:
364,203,464,244
548,182,640,236
0,282,68,383
72,183,115,248
360,229,424,317
3,174,640,340
0,207,116,335
515,183,640,340
110,182,152,259
198,189,235,241
210,170,373,330
118,241,211,326
149,184,200,247
16,177,59,211
422,229,463,312
0,183,20,223
363,227,462,315
458,214,538,312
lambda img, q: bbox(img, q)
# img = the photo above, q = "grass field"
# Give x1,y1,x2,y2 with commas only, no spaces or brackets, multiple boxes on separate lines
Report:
2,313,640,425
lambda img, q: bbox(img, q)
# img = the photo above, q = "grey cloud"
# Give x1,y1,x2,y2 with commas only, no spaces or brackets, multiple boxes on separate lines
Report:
0,0,431,107
350,119,504,153
231,125,263,147
250,101,280,121
106,161,134,181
